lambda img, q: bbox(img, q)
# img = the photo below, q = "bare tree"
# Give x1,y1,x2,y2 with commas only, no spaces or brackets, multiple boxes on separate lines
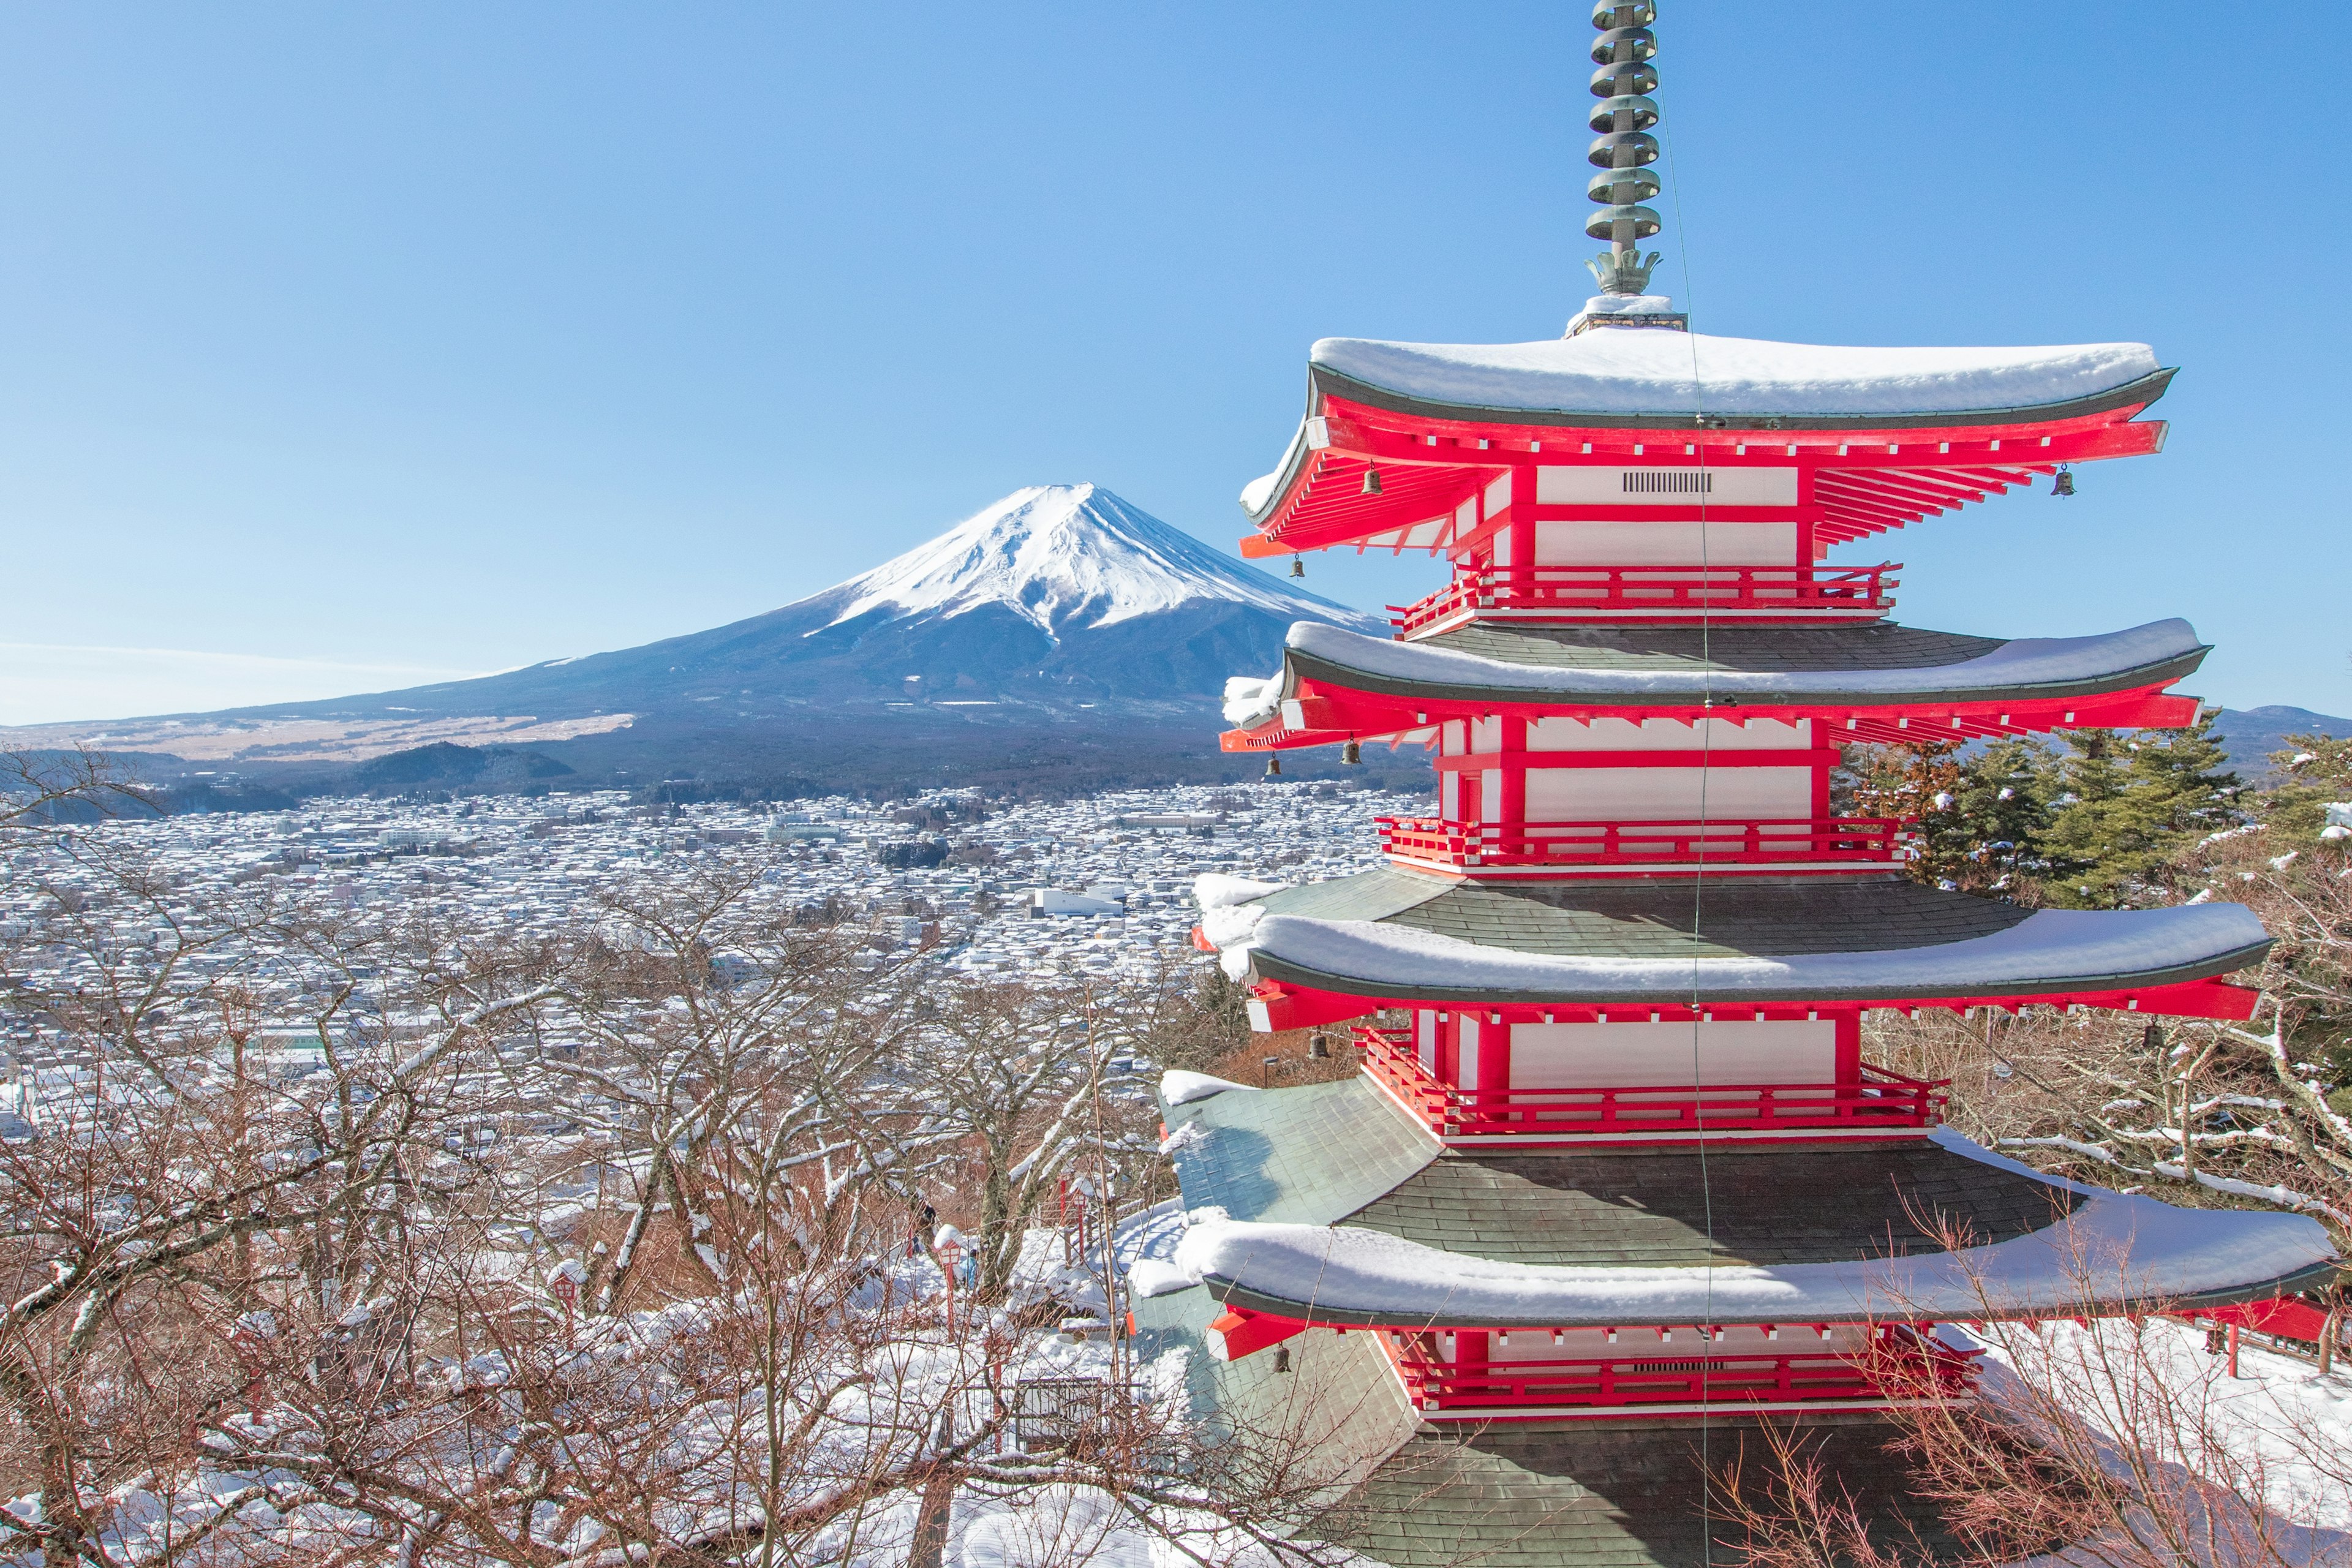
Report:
1717,1215,2352,1568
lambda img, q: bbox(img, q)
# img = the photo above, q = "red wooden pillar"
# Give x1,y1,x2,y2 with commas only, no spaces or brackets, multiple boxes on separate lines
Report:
1833,1011,1861,1085
1499,718,1528,848
1504,466,1537,601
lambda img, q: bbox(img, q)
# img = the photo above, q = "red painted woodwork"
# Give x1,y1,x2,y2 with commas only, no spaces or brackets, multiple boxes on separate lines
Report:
1381,1323,1981,1417
1245,974,2263,1033
1390,564,1899,634
1243,398,2168,559
1207,1308,1307,1362
1376,815,1905,872
1221,682,2204,752
2187,1298,2340,1346
1428,751,1836,771
1355,1025,1946,1142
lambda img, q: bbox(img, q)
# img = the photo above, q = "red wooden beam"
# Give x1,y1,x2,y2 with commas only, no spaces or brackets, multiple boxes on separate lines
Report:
1242,976,2263,1032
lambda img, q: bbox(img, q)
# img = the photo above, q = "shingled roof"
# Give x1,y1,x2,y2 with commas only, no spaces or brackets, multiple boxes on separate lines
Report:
1321,1413,1974,1568
1162,1077,2072,1268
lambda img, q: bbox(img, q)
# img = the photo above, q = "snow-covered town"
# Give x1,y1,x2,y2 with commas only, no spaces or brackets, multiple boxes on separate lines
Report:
0,779,1412,1013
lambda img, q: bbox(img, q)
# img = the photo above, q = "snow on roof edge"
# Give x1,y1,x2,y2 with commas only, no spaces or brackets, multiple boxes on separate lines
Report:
1173,1192,2334,1327
1308,331,2164,422
1277,618,2207,699
1240,901,2269,1000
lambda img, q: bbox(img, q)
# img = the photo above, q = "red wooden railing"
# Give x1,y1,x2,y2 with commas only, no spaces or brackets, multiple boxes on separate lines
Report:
1384,1324,1978,1414
1389,564,1898,635
1376,815,1907,870
1355,1025,1947,1139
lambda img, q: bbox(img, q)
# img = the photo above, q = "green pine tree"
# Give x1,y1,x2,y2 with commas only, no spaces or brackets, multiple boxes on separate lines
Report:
1937,736,2059,897
2041,712,2241,908
1836,738,2057,897
2256,733,2352,842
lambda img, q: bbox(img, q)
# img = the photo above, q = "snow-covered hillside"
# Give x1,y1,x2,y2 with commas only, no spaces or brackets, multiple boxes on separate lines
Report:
814,483,1383,639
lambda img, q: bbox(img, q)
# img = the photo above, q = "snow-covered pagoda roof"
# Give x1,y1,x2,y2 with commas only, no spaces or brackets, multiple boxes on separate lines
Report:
1150,1079,2337,1327
1234,320,2177,556
1178,1184,2334,1329
1309,329,2168,431
1221,619,2209,747
1204,868,2271,1010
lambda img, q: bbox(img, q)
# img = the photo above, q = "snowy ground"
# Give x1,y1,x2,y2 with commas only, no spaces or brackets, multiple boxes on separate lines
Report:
1959,1317,2352,1559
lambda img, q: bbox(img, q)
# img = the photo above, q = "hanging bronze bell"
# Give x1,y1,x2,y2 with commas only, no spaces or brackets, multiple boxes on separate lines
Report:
1289,556,1305,578
1342,738,1362,765
2051,466,2075,497
1360,467,1383,496
1264,756,1281,777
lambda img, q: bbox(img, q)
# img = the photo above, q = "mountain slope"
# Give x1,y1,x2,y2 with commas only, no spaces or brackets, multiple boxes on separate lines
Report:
820,483,1359,635
79,484,1379,744
412,483,1378,719
2211,706,2352,777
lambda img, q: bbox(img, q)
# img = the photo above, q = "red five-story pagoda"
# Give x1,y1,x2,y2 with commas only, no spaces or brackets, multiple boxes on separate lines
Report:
1136,7,2339,1564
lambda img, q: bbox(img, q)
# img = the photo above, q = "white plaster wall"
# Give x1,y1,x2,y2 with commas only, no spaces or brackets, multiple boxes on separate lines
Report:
1509,1020,1837,1088
1523,766,1812,822
1527,716,1811,752
1534,519,1798,566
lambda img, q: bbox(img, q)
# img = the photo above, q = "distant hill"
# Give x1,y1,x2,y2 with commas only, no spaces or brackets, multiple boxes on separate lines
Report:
2210,706,2352,777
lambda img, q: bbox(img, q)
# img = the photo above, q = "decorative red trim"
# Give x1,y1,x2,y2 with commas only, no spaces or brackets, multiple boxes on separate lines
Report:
1380,1322,1979,1416
1392,565,1899,634
1246,978,2263,1031
1356,1025,1945,1139
1207,1307,1309,1362
1376,815,1904,870
1430,751,1837,771
1246,399,2165,556
1220,683,2202,752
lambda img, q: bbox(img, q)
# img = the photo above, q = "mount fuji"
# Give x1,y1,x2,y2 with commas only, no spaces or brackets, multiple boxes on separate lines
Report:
32,485,1393,794
322,483,1378,720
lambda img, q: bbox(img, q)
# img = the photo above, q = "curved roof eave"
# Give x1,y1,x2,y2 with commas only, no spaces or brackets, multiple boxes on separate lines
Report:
1305,363,2179,435
1279,643,2214,712
1197,1256,2343,1330
1245,935,2275,1008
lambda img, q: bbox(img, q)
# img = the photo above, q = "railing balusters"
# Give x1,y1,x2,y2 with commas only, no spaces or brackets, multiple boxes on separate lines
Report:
1388,564,1901,634
1352,1027,1947,1139
1376,815,1905,869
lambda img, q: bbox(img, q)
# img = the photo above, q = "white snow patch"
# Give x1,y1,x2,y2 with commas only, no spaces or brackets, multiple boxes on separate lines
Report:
1573,293,1679,317
1127,1258,1203,1298
1965,1317,2352,1540
1310,329,2160,419
1159,1070,1259,1108
1223,674,1279,727
810,483,1384,639
1193,873,1288,910
1199,903,1266,948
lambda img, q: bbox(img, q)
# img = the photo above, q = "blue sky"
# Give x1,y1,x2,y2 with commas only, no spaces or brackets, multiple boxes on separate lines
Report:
3,1,2346,725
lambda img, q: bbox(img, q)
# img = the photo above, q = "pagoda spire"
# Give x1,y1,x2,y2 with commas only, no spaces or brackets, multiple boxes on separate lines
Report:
1585,1,1664,296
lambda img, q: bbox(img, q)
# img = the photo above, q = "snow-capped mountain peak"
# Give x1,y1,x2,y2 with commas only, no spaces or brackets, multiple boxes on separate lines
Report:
815,483,1381,640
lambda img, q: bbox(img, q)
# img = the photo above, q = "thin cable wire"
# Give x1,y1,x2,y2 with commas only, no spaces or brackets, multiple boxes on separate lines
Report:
1661,111,1721,1567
